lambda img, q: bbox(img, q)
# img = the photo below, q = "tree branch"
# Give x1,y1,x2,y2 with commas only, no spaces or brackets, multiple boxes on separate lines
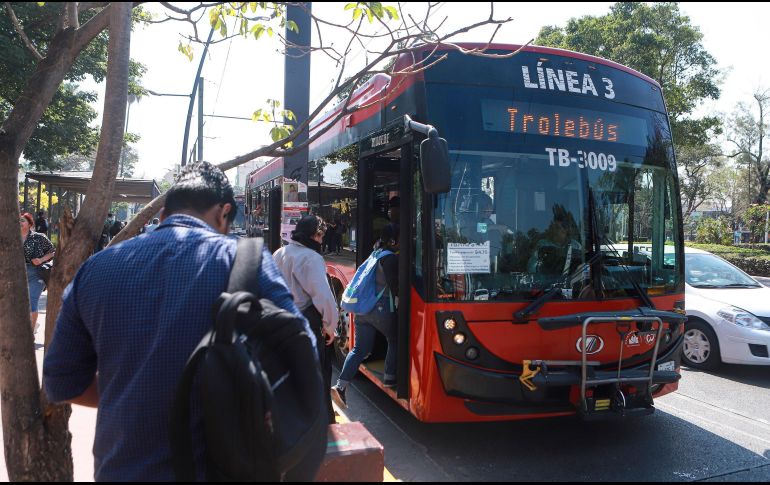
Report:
3,2,44,60
73,3,112,52
66,2,79,29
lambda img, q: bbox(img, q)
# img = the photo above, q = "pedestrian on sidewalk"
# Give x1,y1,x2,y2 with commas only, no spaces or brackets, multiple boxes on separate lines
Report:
43,162,310,481
273,214,339,424
20,212,54,334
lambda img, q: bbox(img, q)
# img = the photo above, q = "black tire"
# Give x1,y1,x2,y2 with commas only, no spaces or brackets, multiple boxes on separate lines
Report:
682,319,721,371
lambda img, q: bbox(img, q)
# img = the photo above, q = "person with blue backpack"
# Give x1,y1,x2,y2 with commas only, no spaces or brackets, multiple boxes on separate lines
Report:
331,223,399,408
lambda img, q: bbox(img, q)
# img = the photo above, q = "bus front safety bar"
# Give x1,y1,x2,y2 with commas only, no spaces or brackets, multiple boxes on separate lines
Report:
580,316,665,404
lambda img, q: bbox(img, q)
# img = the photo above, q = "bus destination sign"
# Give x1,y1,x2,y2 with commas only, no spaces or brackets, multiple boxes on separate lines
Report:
481,99,649,147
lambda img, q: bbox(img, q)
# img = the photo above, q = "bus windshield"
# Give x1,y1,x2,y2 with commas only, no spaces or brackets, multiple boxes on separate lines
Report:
429,81,683,302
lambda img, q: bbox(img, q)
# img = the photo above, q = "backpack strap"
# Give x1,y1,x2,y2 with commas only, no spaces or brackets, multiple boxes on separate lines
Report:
170,237,264,482
228,237,265,297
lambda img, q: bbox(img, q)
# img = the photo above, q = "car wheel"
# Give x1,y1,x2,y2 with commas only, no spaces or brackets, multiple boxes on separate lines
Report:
682,319,721,370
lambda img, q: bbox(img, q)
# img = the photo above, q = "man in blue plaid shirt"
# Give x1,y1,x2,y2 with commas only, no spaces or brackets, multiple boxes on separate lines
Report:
43,162,311,481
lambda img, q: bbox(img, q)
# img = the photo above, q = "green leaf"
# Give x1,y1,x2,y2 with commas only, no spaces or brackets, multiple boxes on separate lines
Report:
253,24,265,40
209,8,220,27
384,6,399,20
250,2,257,13
267,27,273,37
344,3,358,11
177,41,193,62
352,7,362,20
287,20,299,33
366,8,374,23
370,3,384,18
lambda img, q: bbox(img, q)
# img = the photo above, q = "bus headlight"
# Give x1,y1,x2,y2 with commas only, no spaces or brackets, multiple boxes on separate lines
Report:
453,333,466,345
443,318,457,331
717,307,770,331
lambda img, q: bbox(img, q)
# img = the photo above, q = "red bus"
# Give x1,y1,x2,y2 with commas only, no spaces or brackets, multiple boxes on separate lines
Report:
269,43,686,422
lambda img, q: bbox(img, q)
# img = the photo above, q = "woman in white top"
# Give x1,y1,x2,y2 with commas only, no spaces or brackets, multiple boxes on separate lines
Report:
273,215,339,423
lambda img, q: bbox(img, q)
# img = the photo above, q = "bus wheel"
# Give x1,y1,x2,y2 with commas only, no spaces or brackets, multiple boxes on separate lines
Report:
334,311,351,369
682,319,721,371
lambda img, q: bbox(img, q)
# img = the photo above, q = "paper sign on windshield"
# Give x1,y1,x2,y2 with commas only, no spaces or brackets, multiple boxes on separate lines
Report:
447,242,490,274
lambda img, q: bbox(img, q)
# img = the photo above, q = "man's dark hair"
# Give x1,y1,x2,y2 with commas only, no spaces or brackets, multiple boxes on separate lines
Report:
164,162,237,223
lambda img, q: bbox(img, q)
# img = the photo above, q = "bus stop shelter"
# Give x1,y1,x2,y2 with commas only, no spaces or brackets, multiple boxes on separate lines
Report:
22,171,161,244
22,171,161,213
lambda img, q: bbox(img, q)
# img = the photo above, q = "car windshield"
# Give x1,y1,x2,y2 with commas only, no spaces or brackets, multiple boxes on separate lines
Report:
685,253,761,288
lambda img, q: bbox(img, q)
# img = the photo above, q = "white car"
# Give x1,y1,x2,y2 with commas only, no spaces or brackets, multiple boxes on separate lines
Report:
684,247,770,369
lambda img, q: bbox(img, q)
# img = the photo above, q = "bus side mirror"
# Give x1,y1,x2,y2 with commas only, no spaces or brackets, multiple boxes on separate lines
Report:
420,134,450,194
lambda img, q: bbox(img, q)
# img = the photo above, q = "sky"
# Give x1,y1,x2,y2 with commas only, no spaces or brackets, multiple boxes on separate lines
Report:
79,2,770,186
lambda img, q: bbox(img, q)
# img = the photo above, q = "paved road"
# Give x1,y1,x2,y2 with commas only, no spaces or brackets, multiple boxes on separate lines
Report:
339,364,770,481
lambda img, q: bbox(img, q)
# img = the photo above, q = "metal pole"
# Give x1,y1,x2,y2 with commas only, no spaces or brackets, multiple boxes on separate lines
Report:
23,175,29,212
283,3,311,183
181,27,215,166
197,76,204,162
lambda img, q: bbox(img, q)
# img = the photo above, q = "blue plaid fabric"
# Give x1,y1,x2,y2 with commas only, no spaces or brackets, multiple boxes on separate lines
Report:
43,214,309,481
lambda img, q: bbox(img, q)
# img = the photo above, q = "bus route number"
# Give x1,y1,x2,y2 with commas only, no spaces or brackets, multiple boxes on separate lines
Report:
545,148,617,172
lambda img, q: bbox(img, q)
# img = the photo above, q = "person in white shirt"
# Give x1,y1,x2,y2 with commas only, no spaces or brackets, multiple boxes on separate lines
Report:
273,215,339,423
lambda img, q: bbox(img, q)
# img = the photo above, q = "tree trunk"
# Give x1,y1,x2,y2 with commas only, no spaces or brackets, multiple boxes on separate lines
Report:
39,2,133,478
0,27,82,484
0,2,130,480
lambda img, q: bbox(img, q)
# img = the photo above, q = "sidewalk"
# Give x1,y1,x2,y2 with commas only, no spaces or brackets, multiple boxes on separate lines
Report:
0,291,97,482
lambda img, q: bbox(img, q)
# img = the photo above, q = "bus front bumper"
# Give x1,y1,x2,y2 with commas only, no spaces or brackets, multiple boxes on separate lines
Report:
434,335,682,419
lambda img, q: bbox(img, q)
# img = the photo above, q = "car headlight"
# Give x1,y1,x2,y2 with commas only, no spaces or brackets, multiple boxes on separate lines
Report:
716,307,770,331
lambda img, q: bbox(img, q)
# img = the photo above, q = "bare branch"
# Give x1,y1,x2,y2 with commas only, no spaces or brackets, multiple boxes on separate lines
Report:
3,2,44,60
66,2,79,29
73,3,112,52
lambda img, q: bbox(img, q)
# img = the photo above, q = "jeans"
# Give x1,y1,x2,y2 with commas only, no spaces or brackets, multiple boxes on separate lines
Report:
26,264,45,312
337,311,397,386
302,305,335,424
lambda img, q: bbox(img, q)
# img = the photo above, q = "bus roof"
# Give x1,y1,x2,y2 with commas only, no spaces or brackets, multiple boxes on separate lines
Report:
249,43,661,184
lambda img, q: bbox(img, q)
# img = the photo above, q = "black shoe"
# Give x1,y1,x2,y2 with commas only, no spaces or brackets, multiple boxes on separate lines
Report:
383,378,396,388
331,385,347,409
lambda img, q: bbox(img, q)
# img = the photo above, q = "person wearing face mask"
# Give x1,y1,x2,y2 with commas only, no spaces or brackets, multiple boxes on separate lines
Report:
273,214,339,423
20,211,55,333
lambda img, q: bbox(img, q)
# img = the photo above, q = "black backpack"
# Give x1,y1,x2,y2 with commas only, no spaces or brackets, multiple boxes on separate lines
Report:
170,238,327,481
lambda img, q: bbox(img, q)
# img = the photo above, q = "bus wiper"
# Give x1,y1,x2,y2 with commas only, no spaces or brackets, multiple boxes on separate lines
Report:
588,187,655,309
514,286,561,321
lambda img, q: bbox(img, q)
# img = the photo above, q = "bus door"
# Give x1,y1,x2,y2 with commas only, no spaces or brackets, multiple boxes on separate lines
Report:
356,143,413,399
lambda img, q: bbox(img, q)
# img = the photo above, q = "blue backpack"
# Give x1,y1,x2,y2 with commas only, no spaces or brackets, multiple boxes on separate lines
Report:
341,249,393,315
